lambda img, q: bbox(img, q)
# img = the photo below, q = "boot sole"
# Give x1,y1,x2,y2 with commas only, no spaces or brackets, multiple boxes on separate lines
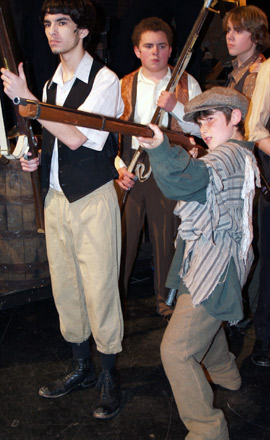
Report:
39,377,97,399
251,357,270,367
93,406,120,420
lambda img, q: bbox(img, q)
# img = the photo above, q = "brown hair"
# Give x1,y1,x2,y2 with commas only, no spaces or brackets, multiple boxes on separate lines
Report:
194,108,245,137
131,17,173,47
223,5,270,52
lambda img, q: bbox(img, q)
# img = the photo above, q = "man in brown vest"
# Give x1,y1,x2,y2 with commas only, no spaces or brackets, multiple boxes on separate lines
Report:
115,17,201,317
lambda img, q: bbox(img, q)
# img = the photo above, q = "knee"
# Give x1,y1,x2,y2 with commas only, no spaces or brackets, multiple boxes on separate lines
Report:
160,333,178,370
161,328,194,374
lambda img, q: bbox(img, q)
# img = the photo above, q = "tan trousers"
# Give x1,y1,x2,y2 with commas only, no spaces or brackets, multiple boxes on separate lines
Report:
161,294,241,440
44,182,123,354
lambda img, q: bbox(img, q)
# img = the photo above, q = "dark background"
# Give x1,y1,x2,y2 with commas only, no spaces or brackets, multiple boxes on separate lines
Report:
0,0,269,133
2,0,270,95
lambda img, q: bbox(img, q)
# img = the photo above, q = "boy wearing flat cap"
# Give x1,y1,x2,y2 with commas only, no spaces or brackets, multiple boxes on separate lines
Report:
137,87,260,440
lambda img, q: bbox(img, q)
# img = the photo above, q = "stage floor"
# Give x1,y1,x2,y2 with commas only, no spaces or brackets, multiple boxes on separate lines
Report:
0,244,269,440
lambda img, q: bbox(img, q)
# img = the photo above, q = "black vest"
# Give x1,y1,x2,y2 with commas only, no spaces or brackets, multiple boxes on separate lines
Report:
41,60,118,203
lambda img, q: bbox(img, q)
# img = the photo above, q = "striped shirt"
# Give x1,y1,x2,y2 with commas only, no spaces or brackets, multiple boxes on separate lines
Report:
174,142,260,305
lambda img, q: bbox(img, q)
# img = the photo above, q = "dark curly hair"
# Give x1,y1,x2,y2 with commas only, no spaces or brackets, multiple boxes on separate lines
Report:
223,5,270,53
131,17,173,47
41,0,96,46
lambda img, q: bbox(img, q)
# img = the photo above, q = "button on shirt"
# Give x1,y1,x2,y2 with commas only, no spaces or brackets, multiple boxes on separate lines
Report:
42,51,124,192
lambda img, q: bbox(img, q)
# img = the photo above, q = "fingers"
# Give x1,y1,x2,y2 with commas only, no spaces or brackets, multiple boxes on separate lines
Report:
157,91,177,112
117,167,136,189
20,153,39,172
148,123,163,136
122,169,135,179
189,147,199,158
116,179,132,191
137,123,164,149
18,62,26,80
188,136,196,145
116,175,136,190
0,68,11,92
1,62,29,100
122,176,136,189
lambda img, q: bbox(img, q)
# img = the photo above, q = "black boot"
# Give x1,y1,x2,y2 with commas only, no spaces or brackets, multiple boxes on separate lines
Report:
251,340,270,367
93,368,121,419
39,358,97,398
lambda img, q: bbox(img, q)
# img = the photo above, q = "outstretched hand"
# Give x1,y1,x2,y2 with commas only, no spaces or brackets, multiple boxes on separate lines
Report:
137,124,164,149
1,62,33,100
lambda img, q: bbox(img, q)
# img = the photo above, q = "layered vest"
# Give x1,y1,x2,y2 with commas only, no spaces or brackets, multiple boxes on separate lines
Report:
174,142,260,305
119,68,189,165
227,52,265,98
41,60,118,203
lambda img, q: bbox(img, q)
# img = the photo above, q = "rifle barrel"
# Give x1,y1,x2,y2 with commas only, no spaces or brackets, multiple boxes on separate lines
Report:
15,98,196,151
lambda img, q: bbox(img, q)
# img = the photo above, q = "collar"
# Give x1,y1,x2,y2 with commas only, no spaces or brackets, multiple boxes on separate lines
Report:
231,52,260,75
48,51,93,88
137,66,171,85
229,138,254,152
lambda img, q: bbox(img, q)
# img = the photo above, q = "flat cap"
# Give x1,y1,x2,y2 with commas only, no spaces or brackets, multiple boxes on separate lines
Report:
183,86,249,122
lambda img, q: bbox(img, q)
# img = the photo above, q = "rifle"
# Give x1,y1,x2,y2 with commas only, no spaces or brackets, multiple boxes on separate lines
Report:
126,0,213,175
13,97,199,152
0,7,44,233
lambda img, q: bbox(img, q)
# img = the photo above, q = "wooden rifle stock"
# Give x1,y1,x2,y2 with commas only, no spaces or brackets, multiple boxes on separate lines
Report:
14,98,197,151
0,7,44,233
14,98,202,213
127,0,213,173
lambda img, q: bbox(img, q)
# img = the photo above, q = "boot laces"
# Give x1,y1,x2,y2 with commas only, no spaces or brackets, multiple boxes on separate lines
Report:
97,370,114,399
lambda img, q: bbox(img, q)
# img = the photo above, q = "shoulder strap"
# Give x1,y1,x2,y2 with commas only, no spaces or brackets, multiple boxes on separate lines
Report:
233,69,250,93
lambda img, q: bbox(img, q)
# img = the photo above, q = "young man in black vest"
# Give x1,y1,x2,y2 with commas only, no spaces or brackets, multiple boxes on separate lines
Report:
1,0,124,419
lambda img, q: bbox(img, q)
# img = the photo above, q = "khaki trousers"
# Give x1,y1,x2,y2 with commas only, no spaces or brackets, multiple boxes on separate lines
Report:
44,182,123,354
161,294,241,440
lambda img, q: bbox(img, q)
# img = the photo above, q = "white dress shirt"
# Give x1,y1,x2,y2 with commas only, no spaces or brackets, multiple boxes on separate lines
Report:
42,51,124,191
115,67,201,170
131,67,201,151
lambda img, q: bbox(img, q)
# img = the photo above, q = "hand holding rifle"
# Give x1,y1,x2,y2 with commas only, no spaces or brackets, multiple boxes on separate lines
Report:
0,5,44,232
1,63,40,172
157,91,178,113
116,167,136,191
138,123,198,157
137,124,164,150
1,62,32,102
